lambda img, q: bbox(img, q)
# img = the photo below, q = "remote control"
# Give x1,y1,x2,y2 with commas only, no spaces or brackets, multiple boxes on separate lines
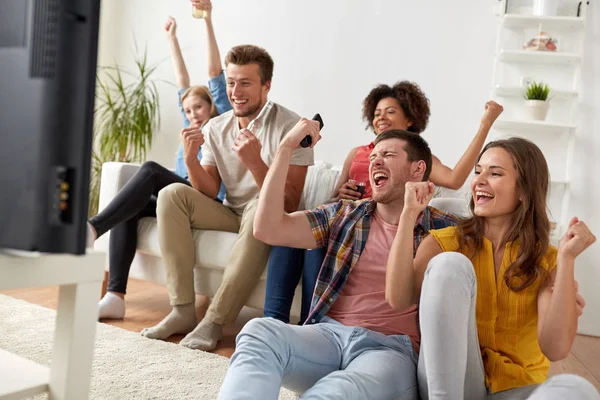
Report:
300,113,324,148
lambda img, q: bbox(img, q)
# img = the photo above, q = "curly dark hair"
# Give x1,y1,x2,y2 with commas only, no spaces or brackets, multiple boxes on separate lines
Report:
362,81,431,134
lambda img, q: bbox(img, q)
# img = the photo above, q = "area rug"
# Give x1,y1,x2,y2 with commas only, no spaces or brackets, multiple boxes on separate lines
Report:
0,294,297,399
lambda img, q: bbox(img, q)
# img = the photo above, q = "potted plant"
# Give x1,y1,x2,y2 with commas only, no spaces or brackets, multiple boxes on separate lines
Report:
88,49,161,217
523,81,551,121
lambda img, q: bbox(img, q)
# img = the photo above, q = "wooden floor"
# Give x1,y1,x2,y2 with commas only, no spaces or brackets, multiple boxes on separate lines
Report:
3,278,600,390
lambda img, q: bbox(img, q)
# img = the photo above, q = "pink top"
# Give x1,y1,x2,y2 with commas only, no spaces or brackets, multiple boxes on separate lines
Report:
327,211,420,350
348,143,374,199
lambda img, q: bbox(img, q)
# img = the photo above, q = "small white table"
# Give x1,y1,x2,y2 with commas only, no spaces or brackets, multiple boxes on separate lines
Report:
0,250,105,400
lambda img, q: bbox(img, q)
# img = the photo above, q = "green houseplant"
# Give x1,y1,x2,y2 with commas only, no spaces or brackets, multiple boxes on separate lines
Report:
523,81,551,121
89,50,161,217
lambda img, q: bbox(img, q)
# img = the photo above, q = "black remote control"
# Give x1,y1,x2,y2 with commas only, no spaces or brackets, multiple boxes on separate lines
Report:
300,113,324,148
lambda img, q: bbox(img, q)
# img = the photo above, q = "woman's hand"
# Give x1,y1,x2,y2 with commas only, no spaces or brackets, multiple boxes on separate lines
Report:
337,181,362,200
558,217,596,262
181,127,205,163
164,16,177,40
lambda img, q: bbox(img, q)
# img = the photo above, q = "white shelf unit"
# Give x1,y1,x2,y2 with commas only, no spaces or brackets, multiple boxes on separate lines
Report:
498,49,582,65
0,251,105,400
491,2,588,245
493,119,576,135
493,84,578,99
502,14,585,30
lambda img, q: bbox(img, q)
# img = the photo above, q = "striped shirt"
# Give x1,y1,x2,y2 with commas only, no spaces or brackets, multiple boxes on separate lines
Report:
303,199,459,324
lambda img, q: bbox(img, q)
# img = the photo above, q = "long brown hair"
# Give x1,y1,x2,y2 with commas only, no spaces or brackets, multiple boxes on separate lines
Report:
457,137,551,291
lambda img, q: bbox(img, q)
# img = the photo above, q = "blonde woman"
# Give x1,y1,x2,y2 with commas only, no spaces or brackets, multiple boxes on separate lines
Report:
88,2,231,320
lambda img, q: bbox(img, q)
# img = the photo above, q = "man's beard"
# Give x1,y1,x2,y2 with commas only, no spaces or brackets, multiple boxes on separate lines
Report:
372,185,404,205
233,101,261,118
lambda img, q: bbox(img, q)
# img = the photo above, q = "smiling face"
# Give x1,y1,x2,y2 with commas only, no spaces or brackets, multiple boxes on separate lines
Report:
182,95,212,128
226,63,270,120
372,97,412,135
471,147,521,218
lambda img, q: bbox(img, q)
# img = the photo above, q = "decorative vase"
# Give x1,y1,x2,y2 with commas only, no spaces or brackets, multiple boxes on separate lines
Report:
525,100,549,121
533,0,560,16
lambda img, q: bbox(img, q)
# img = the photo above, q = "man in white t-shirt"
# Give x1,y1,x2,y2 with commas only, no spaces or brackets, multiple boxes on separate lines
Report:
141,45,314,351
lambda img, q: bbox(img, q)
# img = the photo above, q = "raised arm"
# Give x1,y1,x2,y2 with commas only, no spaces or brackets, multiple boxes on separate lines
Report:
537,218,596,361
254,118,321,248
165,16,190,89
386,181,442,311
194,0,223,78
428,101,503,190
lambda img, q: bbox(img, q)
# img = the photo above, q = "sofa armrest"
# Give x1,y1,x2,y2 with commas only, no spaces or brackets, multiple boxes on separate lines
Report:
429,198,470,218
97,162,142,214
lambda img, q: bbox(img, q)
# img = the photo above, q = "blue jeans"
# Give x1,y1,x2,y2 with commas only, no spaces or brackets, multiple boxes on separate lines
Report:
219,317,418,400
264,246,325,324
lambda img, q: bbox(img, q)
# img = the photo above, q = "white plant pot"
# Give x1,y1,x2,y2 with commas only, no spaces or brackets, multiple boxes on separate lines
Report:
533,0,559,16
525,100,549,121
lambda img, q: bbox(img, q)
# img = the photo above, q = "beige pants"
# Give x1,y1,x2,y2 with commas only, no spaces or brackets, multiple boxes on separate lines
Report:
156,183,271,325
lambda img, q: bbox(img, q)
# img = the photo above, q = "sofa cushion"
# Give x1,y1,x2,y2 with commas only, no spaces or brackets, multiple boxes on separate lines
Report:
299,162,341,210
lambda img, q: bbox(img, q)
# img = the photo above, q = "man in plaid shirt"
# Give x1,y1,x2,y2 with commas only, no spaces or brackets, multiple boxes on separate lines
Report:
219,121,458,400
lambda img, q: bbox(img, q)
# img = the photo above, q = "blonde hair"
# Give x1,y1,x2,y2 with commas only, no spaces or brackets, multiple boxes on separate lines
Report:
181,85,218,119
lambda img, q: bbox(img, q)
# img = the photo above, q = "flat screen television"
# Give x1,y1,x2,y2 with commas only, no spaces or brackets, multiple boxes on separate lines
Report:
0,0,101,255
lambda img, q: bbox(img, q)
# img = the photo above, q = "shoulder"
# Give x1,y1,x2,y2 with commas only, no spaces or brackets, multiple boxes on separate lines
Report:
427,225,461,252
270,103,301,125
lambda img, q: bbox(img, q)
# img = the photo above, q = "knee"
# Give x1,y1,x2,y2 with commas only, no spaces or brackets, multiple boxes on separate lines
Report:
237,317,283,347
156,183,191,215
544,374,600,399
243,198,260,216
425,252,475,283
140,160,161,174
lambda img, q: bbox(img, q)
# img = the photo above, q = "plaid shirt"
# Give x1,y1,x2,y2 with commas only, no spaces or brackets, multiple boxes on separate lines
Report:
303,199,459,324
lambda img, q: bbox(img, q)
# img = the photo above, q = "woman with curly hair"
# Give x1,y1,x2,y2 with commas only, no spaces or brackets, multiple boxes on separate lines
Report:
335,81,503,200
263,82,504,325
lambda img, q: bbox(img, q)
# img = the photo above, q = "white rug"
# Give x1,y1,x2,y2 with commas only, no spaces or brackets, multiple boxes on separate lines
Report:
0,294,297,399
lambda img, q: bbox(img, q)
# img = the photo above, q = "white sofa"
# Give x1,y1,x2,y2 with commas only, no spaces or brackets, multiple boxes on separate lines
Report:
95,161,469,319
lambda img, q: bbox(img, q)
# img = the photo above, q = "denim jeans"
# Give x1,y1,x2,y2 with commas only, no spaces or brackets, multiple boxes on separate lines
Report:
417,252,600,400
263,246,325,324
219,317,418,400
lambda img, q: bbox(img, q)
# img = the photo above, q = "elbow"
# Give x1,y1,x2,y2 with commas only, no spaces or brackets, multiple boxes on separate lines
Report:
208,68,222,78
385,292,411,312
253,221,270,244
540,336,575,362
253,218,277,245
543,346,571,362
446,178,464,191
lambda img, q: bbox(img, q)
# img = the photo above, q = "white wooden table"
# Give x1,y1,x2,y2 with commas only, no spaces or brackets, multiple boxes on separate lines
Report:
0,250,105,400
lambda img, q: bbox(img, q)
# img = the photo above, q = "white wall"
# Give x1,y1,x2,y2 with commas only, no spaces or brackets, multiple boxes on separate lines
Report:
97,0,599,335
571,2,600,336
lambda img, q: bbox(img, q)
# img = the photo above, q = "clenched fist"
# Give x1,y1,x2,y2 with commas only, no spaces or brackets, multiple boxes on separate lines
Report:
404,181,435,213
181,127,204,162
233,129,263,170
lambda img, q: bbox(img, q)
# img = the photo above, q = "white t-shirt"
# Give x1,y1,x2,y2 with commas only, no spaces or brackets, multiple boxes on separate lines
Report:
201,101,314,215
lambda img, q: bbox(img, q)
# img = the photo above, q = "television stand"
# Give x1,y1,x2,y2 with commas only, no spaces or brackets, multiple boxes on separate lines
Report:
0,250,105,400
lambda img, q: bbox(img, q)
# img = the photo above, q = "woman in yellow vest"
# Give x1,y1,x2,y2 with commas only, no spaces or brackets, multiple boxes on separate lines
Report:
386,137,598,399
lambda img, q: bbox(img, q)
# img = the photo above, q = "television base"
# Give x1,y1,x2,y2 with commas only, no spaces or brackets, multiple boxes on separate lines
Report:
0,250,105,400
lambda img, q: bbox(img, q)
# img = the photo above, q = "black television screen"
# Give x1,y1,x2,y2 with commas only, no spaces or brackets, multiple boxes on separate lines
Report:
0,0,101,255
